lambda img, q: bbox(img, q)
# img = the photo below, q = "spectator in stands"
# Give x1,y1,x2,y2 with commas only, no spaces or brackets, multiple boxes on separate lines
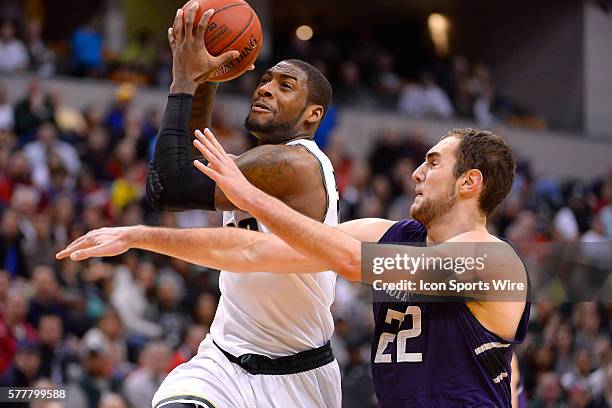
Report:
561,348,594,392
0,82,14,130
22,211,57,272
111,260,162,340
398,71,454,119
371,51,402,108
0,339,41,386
0,286,37,373
69,341,119,408
192,292,218,328
81,308,129,376
27,265,65,326
532,372,564,408
23,121,81,191
156,274,189,349
13,80,55,139
449,56,473,118
105,83,136,139
334,61,372,106
37,314,76,384
167,324,206,371
590,359,612,407
0,19,29,72
71,15,104,77
368,126,407,176
24,18,54,77
341,336,377,408
0,207,28,279
123,341,170,408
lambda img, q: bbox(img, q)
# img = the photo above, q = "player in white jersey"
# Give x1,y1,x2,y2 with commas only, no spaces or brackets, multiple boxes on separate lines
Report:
58,5,341,408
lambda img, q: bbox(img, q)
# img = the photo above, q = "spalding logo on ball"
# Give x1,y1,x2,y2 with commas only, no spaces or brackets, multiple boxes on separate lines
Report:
181,0,263,82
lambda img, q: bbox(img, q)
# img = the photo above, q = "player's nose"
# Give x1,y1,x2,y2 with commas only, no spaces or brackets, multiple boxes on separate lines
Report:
257,82,274,98
412,162,425,182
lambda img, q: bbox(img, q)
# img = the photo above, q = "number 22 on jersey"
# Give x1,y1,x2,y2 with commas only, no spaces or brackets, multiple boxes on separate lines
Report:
374,305,423,363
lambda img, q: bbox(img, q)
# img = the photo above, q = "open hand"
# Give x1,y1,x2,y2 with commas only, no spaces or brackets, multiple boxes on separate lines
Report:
192,128,259,210
56,227,134,261
169,3,239,93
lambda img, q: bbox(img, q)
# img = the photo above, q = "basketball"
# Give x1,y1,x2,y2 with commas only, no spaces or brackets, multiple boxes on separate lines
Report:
179,0,263,82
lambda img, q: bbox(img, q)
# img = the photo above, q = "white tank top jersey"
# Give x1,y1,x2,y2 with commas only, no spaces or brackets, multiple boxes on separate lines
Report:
210,139,340,357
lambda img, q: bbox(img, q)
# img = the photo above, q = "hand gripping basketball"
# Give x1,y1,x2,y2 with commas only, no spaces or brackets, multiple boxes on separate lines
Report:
169,3,239,92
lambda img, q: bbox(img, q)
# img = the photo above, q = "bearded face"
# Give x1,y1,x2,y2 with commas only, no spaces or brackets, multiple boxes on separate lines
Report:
411,177,457,227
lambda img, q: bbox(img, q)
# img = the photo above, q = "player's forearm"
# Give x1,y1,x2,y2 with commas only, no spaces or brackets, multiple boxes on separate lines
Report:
146,94,217,211
245,190,362,280
189,83,218,151
128,225,324,273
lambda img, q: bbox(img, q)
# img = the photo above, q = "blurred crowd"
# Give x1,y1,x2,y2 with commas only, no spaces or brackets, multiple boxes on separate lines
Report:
1,10,544,131
0,4,610,408
0,75,609,407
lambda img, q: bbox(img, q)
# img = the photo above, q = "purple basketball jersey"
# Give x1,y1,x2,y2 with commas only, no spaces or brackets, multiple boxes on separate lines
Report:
372,219,531,407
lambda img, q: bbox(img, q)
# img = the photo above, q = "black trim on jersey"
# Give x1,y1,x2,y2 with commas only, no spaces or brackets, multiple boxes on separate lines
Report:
213,340,334,375
154,395,216,408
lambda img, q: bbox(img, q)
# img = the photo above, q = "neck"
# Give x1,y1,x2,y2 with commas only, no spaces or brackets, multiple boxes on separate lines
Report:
425,202,487,244
253,131,313,145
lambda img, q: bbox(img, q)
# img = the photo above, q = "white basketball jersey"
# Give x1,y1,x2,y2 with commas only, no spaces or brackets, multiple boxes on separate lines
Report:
210,139,339,357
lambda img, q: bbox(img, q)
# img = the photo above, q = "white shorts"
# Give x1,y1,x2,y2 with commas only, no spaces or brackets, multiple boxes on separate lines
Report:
152,335,342,408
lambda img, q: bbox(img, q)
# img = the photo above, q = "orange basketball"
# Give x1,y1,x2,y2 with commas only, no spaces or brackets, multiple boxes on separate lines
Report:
180,0,263,82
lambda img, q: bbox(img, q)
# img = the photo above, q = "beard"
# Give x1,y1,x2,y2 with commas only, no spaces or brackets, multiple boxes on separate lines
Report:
244,113,299,134
410,181,457,227
244,104,307,142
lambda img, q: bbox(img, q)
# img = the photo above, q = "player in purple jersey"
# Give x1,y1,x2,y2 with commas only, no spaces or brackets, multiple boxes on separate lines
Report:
511,353,528,408
58,128,530,407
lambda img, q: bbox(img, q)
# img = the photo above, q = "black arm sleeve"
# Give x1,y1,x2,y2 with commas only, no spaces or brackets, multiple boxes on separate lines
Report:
146,93,217,211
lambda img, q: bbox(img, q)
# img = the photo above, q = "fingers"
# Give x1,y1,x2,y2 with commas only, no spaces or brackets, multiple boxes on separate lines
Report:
248,64,255,71
184,1,199,42
195,8,214,46
70,243,112,262
167,27,176,49
174,8,184,44
193,159,218,179
56,237,96,260
216,50,240,65
193,129,223,163
56,233,91,259
203,128,228,157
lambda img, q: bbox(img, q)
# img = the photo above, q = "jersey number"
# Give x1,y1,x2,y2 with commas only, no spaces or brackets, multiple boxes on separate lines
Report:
227,218,259,231
374,306,422,363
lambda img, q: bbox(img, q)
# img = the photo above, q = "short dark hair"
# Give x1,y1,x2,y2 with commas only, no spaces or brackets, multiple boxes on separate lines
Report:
283,59,332,115
442,128,515,216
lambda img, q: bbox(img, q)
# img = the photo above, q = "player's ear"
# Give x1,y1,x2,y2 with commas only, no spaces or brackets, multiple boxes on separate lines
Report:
304,104,324,126
459,169,483,196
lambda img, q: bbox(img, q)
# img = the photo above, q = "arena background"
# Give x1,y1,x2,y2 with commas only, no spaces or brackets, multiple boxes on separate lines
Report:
0,0,611,407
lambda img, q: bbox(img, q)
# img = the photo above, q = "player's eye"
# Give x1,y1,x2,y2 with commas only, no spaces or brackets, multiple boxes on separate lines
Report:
281,82,292,89
260,77,270,84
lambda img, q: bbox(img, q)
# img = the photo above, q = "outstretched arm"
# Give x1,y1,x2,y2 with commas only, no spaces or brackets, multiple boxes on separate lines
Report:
193,128,369,279
55,218,393,279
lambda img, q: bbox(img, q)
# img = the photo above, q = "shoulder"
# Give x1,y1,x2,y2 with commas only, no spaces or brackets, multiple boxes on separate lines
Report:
339,218,396,242
238,143,320,174
380,219,427,243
